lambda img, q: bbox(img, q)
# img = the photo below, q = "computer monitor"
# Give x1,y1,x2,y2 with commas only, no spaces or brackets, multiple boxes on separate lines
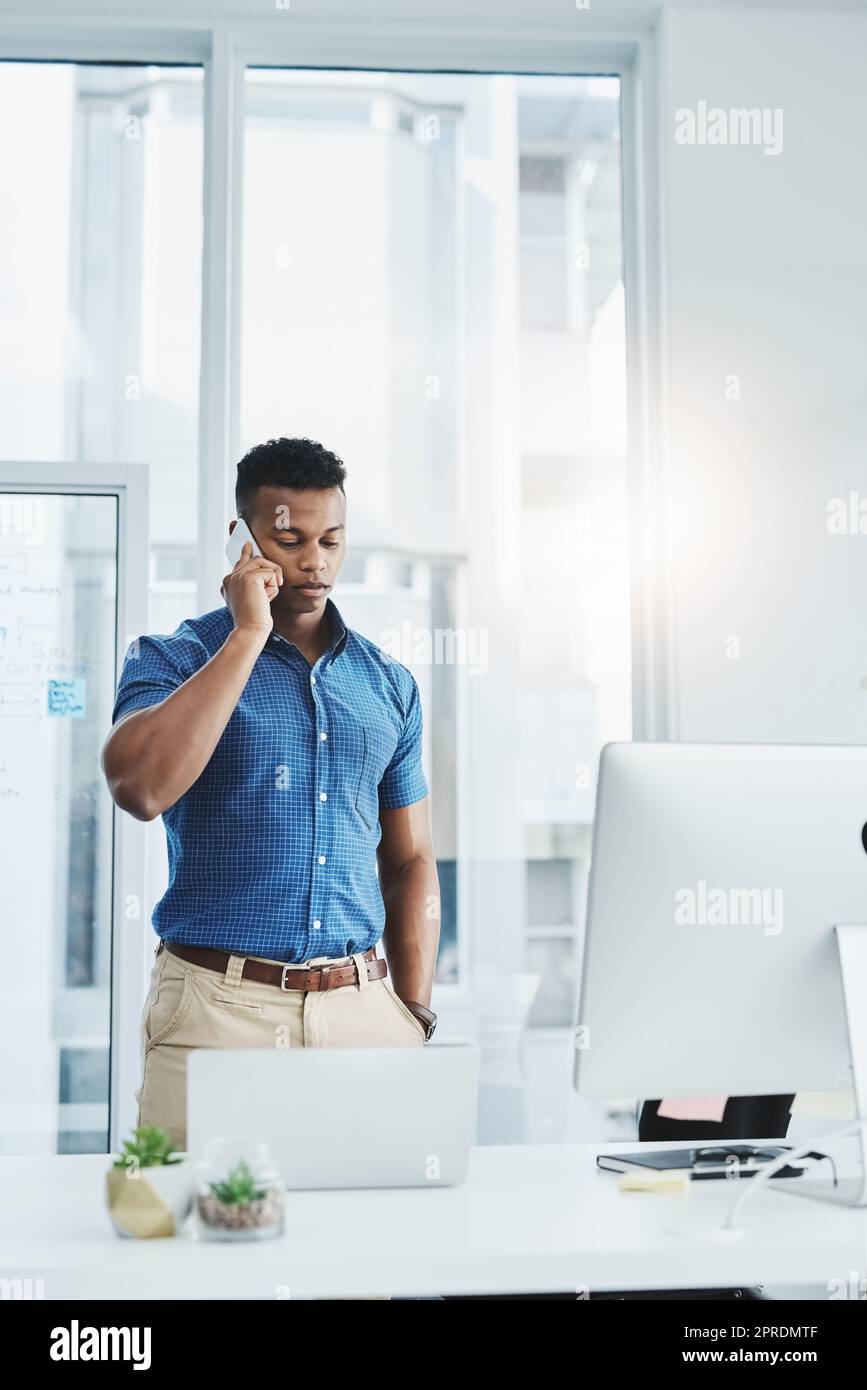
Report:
574,743,867,1202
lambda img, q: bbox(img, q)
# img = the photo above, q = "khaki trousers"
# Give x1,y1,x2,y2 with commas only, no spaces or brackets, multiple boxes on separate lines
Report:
136,939,426,1153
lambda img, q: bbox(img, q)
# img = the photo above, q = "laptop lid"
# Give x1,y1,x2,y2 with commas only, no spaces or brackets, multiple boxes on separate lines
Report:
187,1044,480,1190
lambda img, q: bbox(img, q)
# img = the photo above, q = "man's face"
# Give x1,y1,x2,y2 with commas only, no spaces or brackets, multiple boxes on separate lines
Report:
238,485,347,615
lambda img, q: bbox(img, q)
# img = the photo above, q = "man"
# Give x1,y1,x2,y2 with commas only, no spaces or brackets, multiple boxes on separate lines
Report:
101,437,439,1151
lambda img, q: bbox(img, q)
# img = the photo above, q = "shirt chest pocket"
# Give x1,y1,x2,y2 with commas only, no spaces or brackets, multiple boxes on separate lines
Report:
354,726,395,831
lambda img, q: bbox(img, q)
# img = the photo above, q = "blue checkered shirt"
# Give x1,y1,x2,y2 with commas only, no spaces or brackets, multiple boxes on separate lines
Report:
111,600,429,960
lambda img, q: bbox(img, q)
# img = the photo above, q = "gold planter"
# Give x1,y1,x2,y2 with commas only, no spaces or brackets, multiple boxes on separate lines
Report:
106,1163,193,1238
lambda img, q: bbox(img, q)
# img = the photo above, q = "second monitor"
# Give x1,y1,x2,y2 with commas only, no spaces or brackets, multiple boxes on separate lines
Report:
574,741,862,1102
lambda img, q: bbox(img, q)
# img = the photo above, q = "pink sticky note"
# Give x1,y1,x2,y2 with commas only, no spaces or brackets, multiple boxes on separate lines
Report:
656,1096,728,1122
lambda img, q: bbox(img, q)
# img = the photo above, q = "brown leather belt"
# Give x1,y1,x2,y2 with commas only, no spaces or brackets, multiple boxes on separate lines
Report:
164,941,387,992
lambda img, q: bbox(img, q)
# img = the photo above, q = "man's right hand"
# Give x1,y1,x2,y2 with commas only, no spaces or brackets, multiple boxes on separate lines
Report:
103,540,285,822
221,541,283,635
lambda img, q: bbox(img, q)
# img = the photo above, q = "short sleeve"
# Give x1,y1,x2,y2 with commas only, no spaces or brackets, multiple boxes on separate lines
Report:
378,674,429,810
111,635,188,724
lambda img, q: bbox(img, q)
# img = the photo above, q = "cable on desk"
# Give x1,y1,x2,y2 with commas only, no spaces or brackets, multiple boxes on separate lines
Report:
721,1120,862,1232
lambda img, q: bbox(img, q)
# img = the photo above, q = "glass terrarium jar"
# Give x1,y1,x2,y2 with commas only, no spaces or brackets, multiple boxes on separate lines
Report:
195,1138,284,1241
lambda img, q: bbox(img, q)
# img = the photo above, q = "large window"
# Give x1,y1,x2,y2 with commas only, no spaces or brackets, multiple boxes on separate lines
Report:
0,63,203,634
240,70,631,1014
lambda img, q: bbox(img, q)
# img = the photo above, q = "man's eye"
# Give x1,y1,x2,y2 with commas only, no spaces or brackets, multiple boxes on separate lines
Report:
321,542,339,549
276,541,298,549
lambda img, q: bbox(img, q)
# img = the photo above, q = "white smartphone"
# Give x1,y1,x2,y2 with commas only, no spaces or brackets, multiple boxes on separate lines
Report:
225,517,262,567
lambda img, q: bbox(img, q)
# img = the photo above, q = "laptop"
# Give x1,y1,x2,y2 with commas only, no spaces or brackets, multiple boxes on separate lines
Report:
186,1044,480,1189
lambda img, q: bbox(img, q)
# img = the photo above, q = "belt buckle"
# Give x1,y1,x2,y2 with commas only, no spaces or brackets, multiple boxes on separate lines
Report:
281,961,339,992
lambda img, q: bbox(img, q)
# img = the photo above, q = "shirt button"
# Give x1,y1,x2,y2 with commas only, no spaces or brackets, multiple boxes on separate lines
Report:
318,855,326,865
313,919,321,930
310,675,316,685
319,792,327,802
320,732,327,741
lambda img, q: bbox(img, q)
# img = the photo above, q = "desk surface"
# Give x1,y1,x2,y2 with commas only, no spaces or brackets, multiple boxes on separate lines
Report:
2,1139,864,1299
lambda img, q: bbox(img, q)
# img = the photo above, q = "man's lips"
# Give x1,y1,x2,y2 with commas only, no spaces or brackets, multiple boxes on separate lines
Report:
294,583,328,591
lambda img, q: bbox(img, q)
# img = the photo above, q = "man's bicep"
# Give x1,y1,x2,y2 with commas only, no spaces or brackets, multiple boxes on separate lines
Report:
111,637,186,724
377,797,434,875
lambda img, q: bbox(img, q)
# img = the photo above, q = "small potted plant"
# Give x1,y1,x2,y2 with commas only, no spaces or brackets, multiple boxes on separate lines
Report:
106,1125,192,1238
195,1141,284,1241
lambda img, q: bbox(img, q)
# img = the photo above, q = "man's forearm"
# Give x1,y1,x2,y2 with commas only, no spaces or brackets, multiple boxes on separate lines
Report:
380,856,441,1006
101,625,268,821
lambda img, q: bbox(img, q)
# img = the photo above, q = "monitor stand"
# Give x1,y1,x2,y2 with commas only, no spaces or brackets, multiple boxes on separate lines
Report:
769,924,867,1206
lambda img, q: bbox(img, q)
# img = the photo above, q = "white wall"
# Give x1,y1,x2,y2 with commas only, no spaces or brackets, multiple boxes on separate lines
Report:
659,3,867,743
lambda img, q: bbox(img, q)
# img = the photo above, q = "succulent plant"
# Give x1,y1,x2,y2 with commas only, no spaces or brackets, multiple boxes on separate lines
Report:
112,1124,184,1171
208,1158,267,1206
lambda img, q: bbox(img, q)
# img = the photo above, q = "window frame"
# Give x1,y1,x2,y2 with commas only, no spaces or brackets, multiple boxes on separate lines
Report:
0,461,149,1151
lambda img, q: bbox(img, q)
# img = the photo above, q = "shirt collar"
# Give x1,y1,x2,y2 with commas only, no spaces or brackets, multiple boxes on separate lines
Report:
217,596,348,660
326,597,349,658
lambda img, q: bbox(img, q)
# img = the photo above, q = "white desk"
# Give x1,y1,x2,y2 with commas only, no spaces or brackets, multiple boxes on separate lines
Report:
2,1139,864,1300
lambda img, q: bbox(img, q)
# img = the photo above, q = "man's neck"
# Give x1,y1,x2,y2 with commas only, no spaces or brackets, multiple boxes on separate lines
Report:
271,605,333,663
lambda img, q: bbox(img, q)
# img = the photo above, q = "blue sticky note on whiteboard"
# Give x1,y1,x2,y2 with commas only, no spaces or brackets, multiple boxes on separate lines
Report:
47,679,86,718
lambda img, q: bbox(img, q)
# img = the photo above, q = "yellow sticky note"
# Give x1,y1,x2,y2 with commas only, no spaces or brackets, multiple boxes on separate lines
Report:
618,1169,690,1194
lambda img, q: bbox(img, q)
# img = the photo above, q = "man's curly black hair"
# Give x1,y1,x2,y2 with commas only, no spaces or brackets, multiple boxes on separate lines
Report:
235,437,346,519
